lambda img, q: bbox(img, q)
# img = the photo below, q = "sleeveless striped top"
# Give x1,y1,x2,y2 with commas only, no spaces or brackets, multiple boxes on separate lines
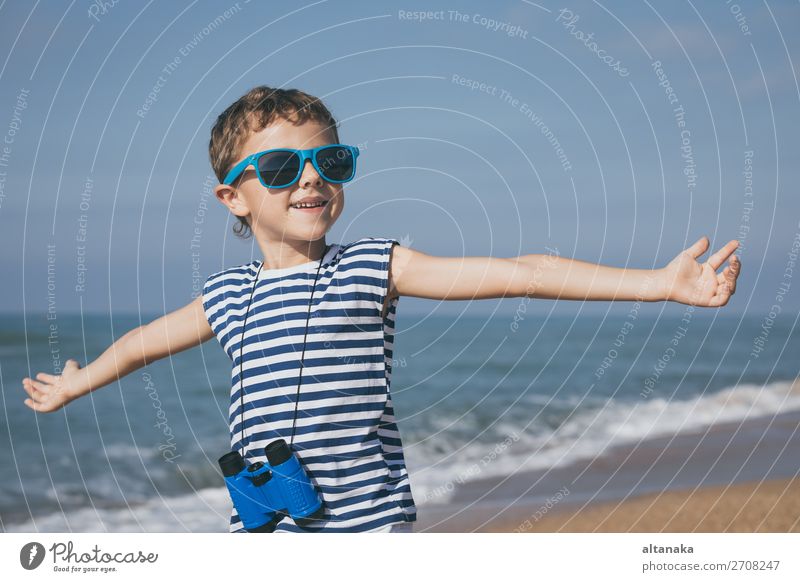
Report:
202,237,416,532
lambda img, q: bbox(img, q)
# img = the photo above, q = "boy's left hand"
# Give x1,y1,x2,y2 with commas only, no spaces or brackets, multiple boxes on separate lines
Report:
659,236,741,307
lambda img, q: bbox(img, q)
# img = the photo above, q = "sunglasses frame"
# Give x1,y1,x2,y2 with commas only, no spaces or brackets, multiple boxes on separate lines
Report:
222,144,360,189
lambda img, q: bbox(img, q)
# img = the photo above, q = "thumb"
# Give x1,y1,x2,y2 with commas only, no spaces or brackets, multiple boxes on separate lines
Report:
684,236,709,259
64,359,81,370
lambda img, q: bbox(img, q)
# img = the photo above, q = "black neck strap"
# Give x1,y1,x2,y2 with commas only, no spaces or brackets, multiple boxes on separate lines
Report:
237,244,330,456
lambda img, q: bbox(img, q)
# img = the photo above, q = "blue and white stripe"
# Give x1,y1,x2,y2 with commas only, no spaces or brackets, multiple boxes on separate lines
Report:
202,237,416,532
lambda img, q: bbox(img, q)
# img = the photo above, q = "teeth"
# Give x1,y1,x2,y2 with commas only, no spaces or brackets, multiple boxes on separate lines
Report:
292,201,326,208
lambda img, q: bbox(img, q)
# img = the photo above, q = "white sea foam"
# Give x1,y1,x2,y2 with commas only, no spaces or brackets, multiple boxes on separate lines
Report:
409,377,800,505
5,487,230,533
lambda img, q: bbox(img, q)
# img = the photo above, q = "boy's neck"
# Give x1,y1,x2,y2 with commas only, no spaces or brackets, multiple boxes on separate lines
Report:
256,237,328,270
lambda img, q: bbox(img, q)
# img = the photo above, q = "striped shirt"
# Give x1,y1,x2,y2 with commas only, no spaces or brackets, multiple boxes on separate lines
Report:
202,237,416,532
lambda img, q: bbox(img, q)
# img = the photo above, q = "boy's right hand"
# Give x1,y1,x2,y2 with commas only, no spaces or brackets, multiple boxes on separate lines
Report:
20,297,214,413
22,359,86,413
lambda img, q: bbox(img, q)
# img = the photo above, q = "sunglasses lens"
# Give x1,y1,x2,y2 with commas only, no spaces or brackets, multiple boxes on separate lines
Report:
257,151,301,187
315,146,355,182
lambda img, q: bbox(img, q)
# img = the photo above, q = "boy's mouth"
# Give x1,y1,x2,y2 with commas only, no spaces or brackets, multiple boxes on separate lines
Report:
289,197,329,212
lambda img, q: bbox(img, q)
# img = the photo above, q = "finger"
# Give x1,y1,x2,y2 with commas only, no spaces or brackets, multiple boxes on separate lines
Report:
684,236,710,260
726,256,739,293
22,380,41,400
64,358,81,369
22,382,50,405
717,257,740,291
717,267,734,293
708,281,732,307
24,377,52,394
705,239,739,271
731,253,741,274
35,371,59,384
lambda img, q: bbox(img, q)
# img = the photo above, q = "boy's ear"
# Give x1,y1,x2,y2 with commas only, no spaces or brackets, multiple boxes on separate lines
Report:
214,183,250,219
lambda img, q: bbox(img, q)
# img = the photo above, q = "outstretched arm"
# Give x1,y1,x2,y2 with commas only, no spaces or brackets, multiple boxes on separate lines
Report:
21,296,215,413
386,236,740,307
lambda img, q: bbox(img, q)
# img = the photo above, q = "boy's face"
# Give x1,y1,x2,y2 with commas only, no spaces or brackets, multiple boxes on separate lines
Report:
215,115,344,244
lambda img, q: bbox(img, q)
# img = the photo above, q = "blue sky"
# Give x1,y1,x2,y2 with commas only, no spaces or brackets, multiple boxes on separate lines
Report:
1,0,798,317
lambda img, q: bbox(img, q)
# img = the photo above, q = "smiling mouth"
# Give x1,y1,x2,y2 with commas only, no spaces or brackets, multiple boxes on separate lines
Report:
290,200,329,210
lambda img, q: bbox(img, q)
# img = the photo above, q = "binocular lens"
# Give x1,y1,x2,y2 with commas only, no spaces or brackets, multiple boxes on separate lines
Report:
265,439,292,466
218,451,245,477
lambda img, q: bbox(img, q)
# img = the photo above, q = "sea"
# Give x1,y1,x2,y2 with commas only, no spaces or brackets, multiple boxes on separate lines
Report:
1,311,798,532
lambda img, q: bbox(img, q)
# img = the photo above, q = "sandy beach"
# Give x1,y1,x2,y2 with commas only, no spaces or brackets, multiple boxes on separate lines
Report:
483,477,800,532
418,409,800,533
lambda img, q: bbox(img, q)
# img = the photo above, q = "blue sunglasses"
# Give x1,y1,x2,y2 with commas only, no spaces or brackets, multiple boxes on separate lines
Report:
223,144,360,189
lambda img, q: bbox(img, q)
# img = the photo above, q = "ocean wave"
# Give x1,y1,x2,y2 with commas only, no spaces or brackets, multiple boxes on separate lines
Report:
4,487,230,533
408,377,800,505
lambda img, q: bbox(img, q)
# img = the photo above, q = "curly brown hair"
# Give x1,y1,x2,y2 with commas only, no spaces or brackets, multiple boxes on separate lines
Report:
208,86,340,239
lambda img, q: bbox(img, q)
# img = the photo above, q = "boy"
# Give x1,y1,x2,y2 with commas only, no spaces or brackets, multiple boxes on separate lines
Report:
21,86,741,533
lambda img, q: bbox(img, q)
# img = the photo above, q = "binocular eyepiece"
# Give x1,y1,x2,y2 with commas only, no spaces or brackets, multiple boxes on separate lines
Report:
219,439,324,532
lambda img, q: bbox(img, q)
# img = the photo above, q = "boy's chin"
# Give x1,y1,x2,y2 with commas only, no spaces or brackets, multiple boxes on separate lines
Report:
286,203,337,226
275,223,332,241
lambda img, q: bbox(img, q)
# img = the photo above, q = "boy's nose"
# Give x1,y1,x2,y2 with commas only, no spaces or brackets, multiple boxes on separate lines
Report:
298,159,323,189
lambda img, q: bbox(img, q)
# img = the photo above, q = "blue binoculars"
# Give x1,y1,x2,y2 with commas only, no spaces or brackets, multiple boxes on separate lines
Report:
218,439,325,532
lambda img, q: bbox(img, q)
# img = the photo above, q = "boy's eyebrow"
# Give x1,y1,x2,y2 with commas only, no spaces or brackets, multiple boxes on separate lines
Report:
250,143,340,153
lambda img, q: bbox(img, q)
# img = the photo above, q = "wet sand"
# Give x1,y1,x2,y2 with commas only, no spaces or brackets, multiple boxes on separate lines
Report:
482,476,800,532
